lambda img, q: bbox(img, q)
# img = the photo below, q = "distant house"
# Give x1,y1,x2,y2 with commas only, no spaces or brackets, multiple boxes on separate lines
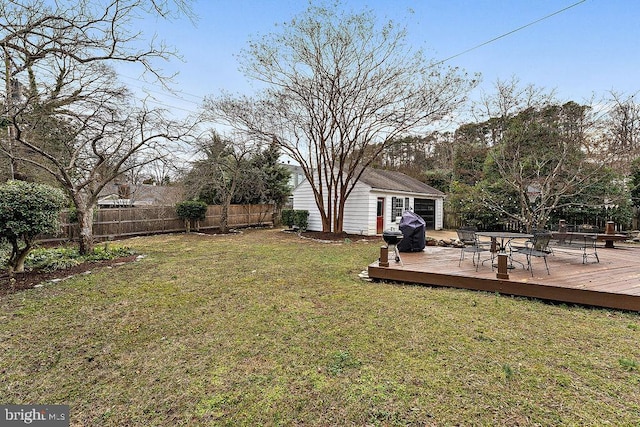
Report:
281,162,307,208
97,183,184,208
281,162,306,189
293,168,444,235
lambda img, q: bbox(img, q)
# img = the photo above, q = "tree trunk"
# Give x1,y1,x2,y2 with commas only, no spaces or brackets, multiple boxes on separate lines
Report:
318,203,331,232
12,248,29,273
332,188,341,233
220,199,231,234
321,216,331,232
8,237,32,274
322,200,332,232
220,206,228,233
77,206,95,255
336,198,346,234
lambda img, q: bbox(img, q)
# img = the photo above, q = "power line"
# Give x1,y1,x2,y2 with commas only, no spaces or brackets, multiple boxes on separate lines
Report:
10,1,589,117
120,1,589,111
435,0,588,66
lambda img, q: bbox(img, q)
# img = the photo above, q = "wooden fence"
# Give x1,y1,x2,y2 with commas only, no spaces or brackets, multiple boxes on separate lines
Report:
444,211,522,232
47,204,274,243
444,210,636,232
443,211,464,230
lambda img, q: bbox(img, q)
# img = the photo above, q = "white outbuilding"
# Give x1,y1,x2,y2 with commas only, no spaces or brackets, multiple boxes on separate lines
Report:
292,168,445,235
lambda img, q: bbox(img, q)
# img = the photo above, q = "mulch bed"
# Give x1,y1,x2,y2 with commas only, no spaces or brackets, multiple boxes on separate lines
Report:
0,255,139,297
297,230,382,242
0,230,381,297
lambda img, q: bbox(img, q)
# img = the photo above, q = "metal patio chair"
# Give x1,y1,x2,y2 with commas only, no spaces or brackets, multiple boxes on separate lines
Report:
457,228,490,271
514,231,553,276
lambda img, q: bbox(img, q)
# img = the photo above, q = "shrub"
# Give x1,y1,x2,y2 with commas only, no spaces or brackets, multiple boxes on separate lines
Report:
176,200,208,232
84,244,135,261
176,200,208,221
281,209,308,231
293,210,309,231
281,209,295,228
0,181,66,273
66,206,78,223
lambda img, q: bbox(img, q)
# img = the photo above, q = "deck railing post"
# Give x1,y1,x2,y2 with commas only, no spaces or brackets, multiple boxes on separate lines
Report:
496,253,509,280
605,221,615,248
558,219,568,244
558,219,567,233
379,246,389,267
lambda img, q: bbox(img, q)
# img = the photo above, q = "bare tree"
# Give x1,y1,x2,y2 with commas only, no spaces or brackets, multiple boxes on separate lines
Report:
13,88,190,253
472,81,615,231
472,76,557,123
600,91,640,173
0,0,195,253
205,3,478,233
138,156,182,185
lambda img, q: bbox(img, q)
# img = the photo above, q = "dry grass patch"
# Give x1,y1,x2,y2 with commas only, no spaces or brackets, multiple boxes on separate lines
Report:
1,228,639,425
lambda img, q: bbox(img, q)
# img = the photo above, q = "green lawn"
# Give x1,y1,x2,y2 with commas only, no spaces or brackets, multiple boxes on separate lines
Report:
1,229,639,426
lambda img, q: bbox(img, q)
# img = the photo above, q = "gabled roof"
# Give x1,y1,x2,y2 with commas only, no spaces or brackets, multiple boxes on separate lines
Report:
98,183,184,206
130,184,184,205
359,168,444,196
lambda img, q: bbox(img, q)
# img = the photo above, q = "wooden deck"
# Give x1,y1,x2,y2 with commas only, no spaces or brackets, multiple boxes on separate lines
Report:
368,243,640,312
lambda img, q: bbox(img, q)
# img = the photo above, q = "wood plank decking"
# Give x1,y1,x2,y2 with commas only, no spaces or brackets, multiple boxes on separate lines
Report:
368,243,640,312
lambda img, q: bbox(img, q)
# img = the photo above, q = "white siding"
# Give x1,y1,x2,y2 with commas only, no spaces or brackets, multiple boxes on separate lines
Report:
342,183,375,235
292,179,324,231
373,192,410,232
435,198,444,230
293,177,444,234
372,192,445,232
292,179,376,234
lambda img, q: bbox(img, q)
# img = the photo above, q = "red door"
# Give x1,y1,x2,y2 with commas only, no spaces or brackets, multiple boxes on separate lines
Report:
376,198,385,234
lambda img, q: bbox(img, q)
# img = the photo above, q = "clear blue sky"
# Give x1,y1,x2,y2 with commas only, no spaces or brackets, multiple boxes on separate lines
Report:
124,0,640,118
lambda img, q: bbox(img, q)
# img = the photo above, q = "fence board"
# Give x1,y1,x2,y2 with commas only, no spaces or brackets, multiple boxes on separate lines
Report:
42,204,274,243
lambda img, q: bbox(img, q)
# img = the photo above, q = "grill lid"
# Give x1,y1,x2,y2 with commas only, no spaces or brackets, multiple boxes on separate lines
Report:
382,229,403,245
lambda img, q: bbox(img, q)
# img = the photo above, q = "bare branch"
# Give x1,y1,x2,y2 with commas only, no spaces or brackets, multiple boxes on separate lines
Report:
0,0,197,252
204,3,477,232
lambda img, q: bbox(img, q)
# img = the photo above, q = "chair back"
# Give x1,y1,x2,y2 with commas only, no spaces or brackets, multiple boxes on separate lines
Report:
456,229,477,245
531,232,552,252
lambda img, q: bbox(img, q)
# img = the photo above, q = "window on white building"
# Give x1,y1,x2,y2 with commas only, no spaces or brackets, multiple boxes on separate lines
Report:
391,197,404,222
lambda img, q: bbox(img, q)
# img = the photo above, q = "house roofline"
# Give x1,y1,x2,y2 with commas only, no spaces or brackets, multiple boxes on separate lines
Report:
370,189,445,198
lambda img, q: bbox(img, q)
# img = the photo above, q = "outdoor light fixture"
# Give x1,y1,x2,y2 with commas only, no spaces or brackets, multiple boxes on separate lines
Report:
604,198,618,220
604,198,618,210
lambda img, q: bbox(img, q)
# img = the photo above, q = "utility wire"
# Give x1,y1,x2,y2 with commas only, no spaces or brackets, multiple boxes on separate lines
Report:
14,1,589,116
121,0,589,111
434,0,587,66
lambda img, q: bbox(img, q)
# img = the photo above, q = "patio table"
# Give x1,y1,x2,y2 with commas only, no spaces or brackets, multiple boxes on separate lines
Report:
476,231,533,279
476,231,533,253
